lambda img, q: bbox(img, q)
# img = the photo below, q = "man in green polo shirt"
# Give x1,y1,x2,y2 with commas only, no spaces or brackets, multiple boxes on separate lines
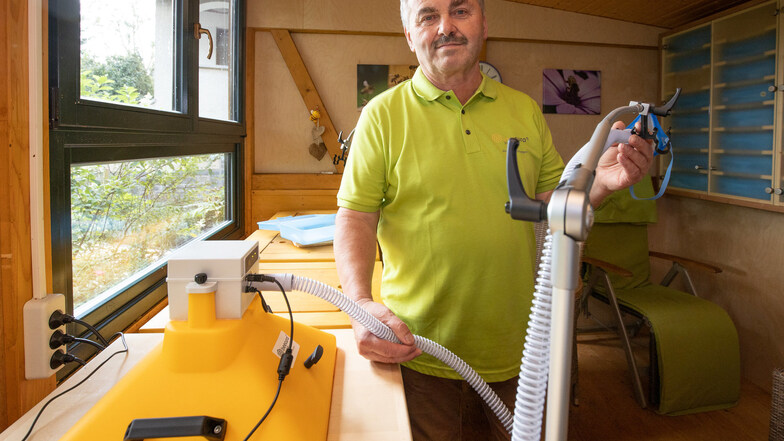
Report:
335,0,654,439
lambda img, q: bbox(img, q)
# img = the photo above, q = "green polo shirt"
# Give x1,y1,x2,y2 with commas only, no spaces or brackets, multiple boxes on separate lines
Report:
338,68,564,382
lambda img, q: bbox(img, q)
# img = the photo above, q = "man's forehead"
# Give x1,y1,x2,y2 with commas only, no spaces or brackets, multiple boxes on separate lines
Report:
411,0,471,13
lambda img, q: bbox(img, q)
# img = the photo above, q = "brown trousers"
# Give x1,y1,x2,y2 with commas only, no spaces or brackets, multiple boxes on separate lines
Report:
401,366,518,441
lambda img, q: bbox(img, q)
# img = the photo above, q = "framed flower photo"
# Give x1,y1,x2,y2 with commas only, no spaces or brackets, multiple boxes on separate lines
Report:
357,64,418,111
542,69,601,115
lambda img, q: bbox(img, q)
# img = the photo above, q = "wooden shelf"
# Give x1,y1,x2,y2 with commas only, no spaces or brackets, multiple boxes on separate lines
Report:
712,125,774,132
664,43,711,58
711,149,773,155
711,170,772,180
713,101,774,111
670,127,710,133
713,24,777,46
714,75,775,89
672,168,709,175
674,106,710,114
661,4,782,208
664,64,710,76
714,49,776,67
674,148,709,154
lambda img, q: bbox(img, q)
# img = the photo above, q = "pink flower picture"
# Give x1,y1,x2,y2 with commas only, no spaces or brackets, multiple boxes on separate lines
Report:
543,69,601,115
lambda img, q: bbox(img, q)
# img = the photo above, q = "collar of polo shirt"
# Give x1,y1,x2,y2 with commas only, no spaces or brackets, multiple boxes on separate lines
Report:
411,67,498,104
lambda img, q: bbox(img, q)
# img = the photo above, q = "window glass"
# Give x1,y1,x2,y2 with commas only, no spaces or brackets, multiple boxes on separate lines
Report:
70,153,230,314
80,0,175,111
199,0,237,121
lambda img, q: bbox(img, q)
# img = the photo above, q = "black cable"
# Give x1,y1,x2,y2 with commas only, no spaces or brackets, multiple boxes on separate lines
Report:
72,337,106,351
273,279,294,345
71,318,111,347
50,350,86,368
242,277,294,441
50,330,107,351
241,379,284,441
49,311,110,347
20,332,129,441
246,282,273,313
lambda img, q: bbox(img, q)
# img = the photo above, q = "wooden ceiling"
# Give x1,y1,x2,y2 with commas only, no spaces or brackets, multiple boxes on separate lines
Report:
503,0,756,29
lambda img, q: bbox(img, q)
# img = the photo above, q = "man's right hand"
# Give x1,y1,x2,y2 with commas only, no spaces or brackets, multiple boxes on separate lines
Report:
351,299,422,364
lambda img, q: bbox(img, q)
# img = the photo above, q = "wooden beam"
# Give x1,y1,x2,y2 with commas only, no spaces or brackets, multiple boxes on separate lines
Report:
269,29,344,173
249,26,657,50
252,173,342,191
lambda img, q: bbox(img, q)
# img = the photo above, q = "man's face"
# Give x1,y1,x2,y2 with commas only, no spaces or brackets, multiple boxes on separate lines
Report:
404,0,487,81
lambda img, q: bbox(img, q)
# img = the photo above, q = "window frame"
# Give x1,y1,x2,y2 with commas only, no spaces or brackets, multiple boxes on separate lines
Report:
48,0,246,373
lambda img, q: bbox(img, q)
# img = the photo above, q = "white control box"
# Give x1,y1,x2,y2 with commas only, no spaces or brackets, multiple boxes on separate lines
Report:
166,240,259,321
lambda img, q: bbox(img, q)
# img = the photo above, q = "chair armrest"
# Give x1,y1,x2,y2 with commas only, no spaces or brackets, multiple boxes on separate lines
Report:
582,256,633,277
648,251,722,274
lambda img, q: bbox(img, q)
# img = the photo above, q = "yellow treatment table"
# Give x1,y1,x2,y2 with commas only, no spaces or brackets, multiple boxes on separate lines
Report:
0,329,410,441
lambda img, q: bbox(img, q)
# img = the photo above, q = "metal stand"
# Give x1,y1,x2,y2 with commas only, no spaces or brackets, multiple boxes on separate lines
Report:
507,89,681,441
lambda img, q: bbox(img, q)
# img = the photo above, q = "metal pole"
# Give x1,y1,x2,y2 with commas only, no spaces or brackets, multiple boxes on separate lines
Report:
544,230,580,441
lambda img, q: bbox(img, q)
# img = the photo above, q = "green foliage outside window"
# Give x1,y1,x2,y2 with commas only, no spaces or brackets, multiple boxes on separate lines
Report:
71,156,227,308
73,55,228,309
81,53,152,104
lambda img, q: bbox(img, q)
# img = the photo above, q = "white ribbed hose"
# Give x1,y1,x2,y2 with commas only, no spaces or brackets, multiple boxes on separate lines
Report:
251,274,515,433
510,119,629,440
511,231,553,440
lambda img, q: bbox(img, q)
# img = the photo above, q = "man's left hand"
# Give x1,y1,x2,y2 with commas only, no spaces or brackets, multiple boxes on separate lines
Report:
591,120,654,205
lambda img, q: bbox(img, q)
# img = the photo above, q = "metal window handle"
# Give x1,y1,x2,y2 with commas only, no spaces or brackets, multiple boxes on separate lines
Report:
694,165,704,170
765,187,784,195
194,23,213,59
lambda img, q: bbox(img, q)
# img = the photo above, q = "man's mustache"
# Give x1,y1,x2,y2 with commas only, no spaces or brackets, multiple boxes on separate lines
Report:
433,34,468,49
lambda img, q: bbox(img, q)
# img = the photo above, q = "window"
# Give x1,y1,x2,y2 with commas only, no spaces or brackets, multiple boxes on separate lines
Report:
49,0,245,372
216,28,230,67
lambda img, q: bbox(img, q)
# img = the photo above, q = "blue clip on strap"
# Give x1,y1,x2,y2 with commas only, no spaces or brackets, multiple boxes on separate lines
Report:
626,114,673,201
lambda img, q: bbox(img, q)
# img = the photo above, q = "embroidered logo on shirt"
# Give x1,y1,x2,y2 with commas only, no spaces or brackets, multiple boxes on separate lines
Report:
493,134,529,144
494,134,529,153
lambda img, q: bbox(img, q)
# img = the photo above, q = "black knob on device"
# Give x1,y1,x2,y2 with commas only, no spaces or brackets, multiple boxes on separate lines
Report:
194,273,208,284
304,345,324,369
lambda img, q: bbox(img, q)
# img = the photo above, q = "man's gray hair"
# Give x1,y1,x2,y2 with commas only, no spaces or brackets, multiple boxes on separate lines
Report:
400,0,485,30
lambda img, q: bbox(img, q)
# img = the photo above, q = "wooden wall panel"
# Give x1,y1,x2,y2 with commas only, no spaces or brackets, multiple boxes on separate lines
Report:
270,29,343,173
252,172,342,190
0,0,9,429
253,31,415,174
251,190,339,223
245,26,256,237
650,196,784,393
0,0,56,431
250,173,341,222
